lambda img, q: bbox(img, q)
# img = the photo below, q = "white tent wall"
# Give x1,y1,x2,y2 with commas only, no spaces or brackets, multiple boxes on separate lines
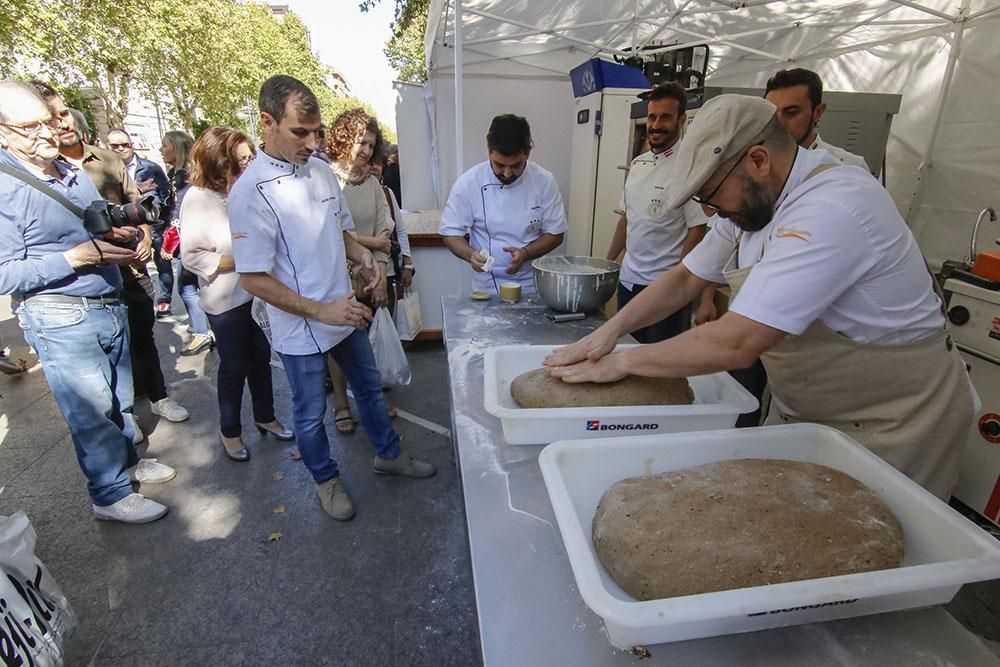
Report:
426,71,575,208
419,0,1000,268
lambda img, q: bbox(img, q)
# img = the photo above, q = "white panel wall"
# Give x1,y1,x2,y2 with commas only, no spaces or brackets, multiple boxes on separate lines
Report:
394,82,439,211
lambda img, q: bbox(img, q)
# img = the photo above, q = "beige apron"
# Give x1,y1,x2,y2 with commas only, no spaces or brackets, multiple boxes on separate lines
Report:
722,165,974,500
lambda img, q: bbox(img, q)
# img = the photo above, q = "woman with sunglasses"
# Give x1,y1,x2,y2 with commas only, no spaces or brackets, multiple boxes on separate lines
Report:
180,126,293,461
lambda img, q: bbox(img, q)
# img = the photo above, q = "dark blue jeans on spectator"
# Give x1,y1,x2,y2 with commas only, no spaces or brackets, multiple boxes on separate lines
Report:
279,329,401,484
16,299,139,506
150,224,174,306
616,282,692,344
207,301,276,438
177,264,210,335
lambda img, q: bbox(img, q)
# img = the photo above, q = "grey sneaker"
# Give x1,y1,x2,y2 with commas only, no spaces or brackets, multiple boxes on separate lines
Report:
128,459,176,484
373,452,436,478
315,478,355,521
93,493,168,524
151,397,189,422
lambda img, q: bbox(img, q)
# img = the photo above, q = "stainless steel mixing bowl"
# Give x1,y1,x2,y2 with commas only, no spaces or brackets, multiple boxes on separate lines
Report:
532,256,621,313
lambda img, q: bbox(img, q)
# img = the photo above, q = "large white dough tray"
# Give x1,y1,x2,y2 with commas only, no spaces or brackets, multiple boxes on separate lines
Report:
538,423,1000,648
484,344,758,445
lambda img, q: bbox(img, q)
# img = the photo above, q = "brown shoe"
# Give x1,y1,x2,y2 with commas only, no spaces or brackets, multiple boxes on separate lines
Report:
373,451,436,478
315,477,355,521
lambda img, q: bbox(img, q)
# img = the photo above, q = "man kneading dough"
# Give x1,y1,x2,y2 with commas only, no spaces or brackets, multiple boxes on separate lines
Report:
544,94,975,501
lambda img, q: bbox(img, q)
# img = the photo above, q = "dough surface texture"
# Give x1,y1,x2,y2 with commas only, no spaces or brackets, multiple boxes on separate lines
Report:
592,458,904,601
510,368,694,408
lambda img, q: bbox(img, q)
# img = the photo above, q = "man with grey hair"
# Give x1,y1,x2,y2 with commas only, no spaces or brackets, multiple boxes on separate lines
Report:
546,94,974,501
0,80,175,523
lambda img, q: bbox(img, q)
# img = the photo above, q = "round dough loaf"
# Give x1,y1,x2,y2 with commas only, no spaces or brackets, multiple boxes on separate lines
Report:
592,459,904,601
510,367,694,408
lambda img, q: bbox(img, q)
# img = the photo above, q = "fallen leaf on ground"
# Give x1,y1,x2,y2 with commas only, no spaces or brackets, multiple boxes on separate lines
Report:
267,532,282,542
273,505,286,514
272,471,285,482
630,646,651,659
290,449,301,460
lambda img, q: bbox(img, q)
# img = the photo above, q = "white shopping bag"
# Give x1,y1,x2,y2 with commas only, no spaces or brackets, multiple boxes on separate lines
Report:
393,289,422,342
0,512,76,666
369,307,412,387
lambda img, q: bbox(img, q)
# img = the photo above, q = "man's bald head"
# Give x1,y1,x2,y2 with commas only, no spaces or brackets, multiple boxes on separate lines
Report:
0,80,48,124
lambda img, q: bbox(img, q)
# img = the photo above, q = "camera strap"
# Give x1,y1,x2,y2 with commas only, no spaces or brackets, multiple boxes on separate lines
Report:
0,162,85,218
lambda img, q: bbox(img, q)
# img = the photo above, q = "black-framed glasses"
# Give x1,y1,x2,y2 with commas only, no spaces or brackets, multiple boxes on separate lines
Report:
0,118,60,139
692,142,762,211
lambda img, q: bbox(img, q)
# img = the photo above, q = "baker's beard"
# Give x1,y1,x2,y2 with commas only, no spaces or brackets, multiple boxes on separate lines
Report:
733,174,776,232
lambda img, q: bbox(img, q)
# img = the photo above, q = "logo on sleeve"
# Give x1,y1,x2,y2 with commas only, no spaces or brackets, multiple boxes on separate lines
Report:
232,231,249,239
775,226,811,242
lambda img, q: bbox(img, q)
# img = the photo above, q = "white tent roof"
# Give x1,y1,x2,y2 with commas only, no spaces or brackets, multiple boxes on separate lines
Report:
423,0,1000,266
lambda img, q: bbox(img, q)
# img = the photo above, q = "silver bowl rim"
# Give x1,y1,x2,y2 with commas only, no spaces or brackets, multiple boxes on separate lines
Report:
531,255,621,276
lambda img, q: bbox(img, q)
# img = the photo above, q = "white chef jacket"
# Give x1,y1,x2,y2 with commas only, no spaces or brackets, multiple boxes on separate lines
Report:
811,134,869,171
620,147,710,288
439,160,567,293
683,147,943,345
228,153,356,355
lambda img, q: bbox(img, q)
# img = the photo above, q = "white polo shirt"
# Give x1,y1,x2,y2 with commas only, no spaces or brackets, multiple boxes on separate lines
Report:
683,147,943,345
228,153,356,355
620,148,710,287
811,134,869,171
439,160,567,293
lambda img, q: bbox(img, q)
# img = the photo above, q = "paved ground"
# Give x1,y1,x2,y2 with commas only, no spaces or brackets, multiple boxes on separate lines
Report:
0,296,479,666
1,293,999,665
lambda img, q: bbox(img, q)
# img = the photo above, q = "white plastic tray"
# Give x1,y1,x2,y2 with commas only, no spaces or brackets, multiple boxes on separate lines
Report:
538,423,1000,649
484,344,758,445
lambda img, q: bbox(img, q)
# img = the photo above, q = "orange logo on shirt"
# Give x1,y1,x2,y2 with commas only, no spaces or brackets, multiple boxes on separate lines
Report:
775,226,811,242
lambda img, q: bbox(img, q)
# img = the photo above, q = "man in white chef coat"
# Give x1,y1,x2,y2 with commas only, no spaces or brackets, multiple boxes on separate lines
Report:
545,94,974,501
440,114,566,294
606,82,711,342
764,68,869,171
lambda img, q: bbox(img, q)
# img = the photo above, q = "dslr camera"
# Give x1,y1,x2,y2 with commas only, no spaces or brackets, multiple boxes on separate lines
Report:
82,194,161,236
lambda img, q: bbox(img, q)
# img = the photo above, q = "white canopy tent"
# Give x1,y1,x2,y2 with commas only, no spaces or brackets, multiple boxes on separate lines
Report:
408,0,1000,266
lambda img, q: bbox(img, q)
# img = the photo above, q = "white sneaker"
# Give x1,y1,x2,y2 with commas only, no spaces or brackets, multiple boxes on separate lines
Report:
128,458,176,484
124,414,144,445
93,493,168,524
151,397,189,422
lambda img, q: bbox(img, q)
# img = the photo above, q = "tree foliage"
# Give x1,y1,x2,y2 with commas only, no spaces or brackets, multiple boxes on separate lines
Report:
2,0,348,134
360,0,429,84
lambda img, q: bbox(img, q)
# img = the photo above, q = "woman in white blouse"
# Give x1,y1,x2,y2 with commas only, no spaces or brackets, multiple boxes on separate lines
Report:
325,110,398,431
180,126,293,461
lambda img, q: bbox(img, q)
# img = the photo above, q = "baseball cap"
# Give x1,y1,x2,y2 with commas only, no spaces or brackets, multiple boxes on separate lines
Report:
664,94,777,209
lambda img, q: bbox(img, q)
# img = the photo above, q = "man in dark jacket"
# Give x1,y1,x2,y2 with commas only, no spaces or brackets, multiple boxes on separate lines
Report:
107,128,176,316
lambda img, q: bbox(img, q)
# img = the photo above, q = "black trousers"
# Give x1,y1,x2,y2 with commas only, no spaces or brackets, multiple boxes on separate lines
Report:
120,268,168,403
206,301,275,437
616,282,691,344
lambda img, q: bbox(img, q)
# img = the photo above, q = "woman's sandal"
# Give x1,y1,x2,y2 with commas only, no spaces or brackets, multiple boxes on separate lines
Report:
334,409,356,434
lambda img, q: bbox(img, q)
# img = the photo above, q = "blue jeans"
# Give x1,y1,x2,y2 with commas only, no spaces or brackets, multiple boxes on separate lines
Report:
16,299,139,506
177,264,209,335
279,329,401,483
207,301,275,437
617,282,691,344
150,225,174,305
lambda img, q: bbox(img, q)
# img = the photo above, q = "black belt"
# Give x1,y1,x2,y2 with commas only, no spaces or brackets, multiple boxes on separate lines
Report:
23,293,121,306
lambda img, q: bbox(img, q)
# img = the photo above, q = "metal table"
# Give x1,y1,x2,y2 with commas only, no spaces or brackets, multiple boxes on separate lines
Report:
442,295,1000,666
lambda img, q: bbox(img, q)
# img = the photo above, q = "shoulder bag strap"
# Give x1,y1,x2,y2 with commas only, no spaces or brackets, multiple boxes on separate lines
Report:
0,162,84,218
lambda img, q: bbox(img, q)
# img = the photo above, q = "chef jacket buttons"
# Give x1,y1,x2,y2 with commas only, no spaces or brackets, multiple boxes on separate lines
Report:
982,419,1000,439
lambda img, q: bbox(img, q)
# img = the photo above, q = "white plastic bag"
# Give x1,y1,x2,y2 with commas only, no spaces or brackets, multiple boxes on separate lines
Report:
394,289,422,342
0,512,76,666
369,307,411,387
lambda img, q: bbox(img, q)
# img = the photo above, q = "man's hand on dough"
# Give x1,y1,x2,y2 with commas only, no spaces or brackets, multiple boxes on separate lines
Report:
547,351,628,384
544,327,617,368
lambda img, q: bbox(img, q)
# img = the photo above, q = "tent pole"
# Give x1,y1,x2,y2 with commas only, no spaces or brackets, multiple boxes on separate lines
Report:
905,0,969,228
454,0,464,177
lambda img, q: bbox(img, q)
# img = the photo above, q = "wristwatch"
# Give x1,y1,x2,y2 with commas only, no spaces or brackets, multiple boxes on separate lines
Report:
402,264,416,276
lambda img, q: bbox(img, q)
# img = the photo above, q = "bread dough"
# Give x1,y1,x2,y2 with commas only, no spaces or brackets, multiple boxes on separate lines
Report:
592,459,904,601
510,367,694,408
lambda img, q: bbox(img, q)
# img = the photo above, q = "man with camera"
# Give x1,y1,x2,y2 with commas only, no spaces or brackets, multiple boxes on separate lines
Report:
0,80,175,524
32,82,190,432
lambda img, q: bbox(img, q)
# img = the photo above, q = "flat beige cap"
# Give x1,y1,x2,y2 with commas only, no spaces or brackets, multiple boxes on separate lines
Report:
664,94,777,209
